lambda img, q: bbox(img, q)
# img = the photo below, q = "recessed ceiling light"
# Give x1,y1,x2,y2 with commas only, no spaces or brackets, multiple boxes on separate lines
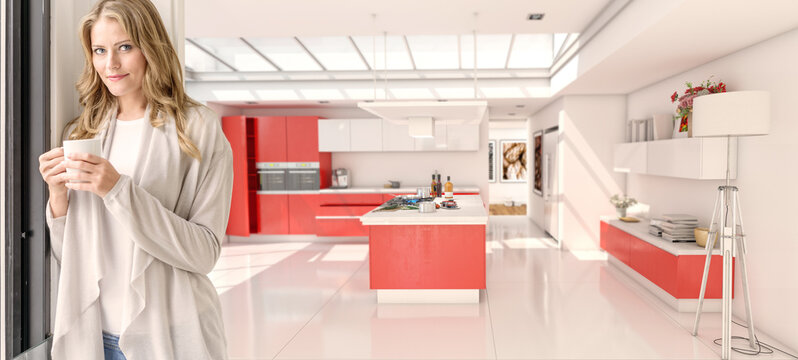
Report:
528,13,544,21
318,100,330,104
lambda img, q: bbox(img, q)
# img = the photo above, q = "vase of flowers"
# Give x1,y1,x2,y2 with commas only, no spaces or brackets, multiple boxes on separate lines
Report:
610,194,637,218
670,77,727,138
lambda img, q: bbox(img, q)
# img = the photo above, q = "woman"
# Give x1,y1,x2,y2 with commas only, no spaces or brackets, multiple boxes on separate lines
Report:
37,0,232,359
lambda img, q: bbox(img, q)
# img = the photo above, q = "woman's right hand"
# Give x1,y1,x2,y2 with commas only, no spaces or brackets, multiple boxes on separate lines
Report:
38,147,68,217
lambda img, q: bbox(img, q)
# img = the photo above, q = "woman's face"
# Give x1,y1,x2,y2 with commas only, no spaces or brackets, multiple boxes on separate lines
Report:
90,16,146,101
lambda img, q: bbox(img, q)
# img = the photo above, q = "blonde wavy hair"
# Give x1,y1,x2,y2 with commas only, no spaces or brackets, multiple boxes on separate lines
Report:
68,0,201,160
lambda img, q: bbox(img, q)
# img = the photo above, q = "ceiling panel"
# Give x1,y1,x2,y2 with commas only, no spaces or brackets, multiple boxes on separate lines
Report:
191,38,277,71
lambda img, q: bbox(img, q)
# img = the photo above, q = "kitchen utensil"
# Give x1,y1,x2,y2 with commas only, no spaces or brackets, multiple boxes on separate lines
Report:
416,187,430,198
418,201,436,213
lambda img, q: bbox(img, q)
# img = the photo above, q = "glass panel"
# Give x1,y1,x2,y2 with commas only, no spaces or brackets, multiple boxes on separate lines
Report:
461,34,512,69
344,88,387,100
351,35,413,70
553,33,568,57
255,89,301,101
434,87,475,99
246,37,322,71
299,89,346,100
212,90,256,101
298,37,368,71
481,87,526,98
185,41,233,72
406,35,459,70
507,34,553,69
191,38,276,71
390,88,435,99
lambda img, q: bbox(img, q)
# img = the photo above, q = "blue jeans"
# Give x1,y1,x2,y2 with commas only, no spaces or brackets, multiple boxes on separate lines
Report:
102,332,127,360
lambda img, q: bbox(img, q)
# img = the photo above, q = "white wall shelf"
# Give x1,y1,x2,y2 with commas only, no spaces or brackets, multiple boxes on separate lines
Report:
613,137,737,180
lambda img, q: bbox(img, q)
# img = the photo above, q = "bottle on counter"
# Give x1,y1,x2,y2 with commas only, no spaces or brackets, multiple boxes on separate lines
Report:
444,176,454,199
430,174,437,199
436,174,442,197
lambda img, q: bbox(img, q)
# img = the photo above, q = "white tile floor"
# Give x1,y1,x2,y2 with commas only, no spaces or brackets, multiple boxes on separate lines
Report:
212,217,796,360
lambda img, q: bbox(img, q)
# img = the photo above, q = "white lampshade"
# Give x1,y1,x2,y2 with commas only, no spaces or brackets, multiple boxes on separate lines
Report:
692,91,770,137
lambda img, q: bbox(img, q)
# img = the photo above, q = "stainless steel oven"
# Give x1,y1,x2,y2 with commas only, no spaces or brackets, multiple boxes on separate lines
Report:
256,163,288,191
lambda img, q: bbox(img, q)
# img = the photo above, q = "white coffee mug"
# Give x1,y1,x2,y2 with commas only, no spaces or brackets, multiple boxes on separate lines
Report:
62,138,102,183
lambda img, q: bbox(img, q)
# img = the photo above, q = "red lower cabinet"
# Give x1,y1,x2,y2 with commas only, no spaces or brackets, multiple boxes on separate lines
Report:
258,194,289,234
288,194,318,234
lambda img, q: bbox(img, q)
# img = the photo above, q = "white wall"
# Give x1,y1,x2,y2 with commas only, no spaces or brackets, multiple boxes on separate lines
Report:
242,107,490,206
529,96,626,250
627,28,798,351
488,125,528,206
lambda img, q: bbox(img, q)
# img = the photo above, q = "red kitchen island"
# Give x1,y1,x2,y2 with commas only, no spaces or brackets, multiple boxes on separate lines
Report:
360,195,488,304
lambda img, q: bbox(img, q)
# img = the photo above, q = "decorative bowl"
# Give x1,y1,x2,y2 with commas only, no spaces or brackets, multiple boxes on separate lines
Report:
694,227,716,248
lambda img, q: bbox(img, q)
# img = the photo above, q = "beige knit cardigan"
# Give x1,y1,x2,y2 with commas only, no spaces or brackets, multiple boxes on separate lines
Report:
46,105,233,359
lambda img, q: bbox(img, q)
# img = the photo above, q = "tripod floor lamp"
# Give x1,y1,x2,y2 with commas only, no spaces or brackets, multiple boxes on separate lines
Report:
691,91,770,359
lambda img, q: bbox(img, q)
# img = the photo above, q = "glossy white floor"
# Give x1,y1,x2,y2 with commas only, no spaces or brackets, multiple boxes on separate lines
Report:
212,217,796,360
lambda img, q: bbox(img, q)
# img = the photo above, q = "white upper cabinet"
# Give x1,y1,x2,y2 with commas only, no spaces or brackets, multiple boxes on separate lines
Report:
382,120,415,151
318,119,350,152
446,122,479,151
413,121,448,151
319,119,479,152
612,137,737,180
350,119,383,151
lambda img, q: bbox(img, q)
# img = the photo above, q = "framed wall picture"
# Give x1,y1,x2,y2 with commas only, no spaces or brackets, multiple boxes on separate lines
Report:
488,140,496,182
533,132,543,194
500,139,528,183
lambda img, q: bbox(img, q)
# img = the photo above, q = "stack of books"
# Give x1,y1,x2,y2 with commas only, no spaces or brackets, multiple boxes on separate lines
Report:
649,214,699,242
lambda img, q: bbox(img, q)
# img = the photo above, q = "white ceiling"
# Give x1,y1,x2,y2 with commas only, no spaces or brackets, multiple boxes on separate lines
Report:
185,0,798,119
185,0,611,38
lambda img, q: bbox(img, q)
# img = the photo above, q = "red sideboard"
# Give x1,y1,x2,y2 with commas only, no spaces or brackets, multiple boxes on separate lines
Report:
600,219,733,312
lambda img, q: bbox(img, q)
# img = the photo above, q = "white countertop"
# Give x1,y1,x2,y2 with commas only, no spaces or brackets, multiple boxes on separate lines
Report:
601,216,719,256
320,186,480,194
361,195,488,226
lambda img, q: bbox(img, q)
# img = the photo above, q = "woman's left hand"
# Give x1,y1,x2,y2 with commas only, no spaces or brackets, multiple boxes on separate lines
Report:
62,153,121,198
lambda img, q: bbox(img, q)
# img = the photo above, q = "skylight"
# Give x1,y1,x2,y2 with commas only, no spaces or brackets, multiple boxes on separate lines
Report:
245,37,322,71
460,34,513,69
351,35,414,70
406,35,459,70
190,38,276,71
297,37,368,71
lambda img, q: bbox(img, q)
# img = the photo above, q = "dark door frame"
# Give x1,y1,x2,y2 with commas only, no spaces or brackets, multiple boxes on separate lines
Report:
4,0,51,358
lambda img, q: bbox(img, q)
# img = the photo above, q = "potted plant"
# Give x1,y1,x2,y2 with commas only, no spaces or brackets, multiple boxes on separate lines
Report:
670,77,727,137
610,194,637,218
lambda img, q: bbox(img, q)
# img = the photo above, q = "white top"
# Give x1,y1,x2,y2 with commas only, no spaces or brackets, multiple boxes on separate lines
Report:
100,117,146,334
601,217,721,256
360,195,488,226
46,106,232,359
319,186,480,194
